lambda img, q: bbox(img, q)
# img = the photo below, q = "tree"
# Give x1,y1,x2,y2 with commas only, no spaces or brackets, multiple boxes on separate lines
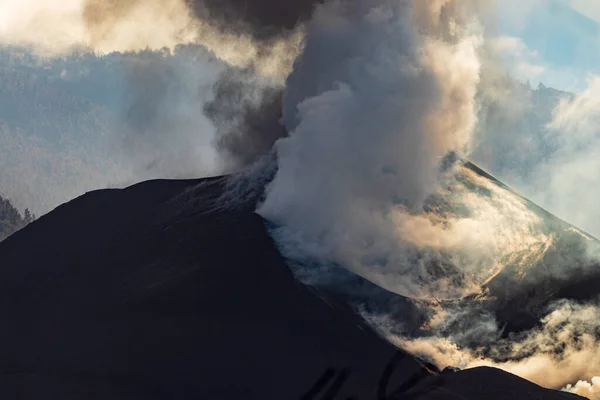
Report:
0,194,35,241
23,208,34,224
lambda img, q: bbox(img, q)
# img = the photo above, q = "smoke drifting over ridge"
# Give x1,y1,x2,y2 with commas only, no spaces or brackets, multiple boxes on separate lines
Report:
74,0,313,169
204,68,286,171
0,0,318,213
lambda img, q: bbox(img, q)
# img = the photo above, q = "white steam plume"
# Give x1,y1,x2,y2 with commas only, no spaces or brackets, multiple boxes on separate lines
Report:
258,0,532,300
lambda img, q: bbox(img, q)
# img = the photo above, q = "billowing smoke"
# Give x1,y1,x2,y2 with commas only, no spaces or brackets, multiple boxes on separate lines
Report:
203,67,287,172
259,0,494,299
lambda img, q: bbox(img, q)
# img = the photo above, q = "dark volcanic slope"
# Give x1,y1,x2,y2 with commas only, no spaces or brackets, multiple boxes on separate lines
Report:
0,176,583,399
0,176,428,399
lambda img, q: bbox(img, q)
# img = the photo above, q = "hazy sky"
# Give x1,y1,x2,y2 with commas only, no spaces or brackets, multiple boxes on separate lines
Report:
494,0,600,92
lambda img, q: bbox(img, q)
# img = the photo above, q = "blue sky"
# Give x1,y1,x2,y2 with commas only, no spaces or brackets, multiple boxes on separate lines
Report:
493,0,600,92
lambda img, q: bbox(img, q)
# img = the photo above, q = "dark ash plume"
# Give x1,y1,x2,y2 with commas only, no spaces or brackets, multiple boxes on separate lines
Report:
188,0,320,169
82,0,321,45
184,0,320,169
185,0,321,40
204,68,287,170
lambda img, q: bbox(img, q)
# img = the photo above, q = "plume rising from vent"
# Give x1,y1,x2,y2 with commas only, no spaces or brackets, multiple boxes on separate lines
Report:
258,0,508,300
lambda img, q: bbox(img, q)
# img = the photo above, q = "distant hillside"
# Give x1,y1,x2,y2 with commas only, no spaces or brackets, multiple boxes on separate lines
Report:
472,75,572,184
0,45,222,215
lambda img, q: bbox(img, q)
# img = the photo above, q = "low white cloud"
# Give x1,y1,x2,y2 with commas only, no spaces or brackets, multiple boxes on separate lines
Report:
489,34,585,91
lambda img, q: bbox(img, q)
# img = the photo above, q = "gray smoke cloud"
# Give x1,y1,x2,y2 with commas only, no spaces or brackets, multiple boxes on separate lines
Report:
184,0,319,41
203,68,286,171
113,47,224,178
259,0,486,299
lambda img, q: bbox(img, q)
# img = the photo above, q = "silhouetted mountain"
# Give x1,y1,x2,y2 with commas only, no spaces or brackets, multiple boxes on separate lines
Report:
0,171,583,399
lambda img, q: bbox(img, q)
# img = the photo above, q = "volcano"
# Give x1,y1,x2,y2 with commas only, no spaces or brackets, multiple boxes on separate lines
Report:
0,165,587,399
